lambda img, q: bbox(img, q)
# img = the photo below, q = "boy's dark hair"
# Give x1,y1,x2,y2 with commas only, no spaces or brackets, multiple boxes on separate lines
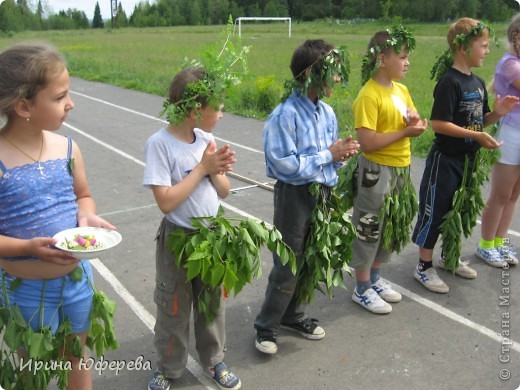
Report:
167,66,208,107
290,39,335,82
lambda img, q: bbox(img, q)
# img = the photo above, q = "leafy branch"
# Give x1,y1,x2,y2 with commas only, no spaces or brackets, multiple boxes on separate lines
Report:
0,266,119,389
168,206,296,324
440,144,499,271
161,16,250,125
380,167,418,253
295,183,356,304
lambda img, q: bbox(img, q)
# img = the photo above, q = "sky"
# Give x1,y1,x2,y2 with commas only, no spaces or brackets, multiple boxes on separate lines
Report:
43,0,145,19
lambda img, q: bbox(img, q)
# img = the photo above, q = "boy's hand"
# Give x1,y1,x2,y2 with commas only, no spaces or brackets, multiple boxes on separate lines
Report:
329,135,360,162
405,118,428,137
475,132,503,149
493,95,520,116
201,142,236,175
406,109,421,126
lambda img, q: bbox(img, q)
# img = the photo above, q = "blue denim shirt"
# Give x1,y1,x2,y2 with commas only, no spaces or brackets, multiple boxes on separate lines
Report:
262,91,341,186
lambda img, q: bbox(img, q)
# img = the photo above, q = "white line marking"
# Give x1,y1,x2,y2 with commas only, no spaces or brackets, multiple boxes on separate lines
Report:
389,280,520,353
63,96,520,387
90,259,218,390
70,90,263,155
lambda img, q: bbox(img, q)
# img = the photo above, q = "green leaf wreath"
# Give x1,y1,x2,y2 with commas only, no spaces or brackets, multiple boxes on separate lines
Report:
361,24,416,85
430,20,497,82
168,206,296,324
160,16,250,125
281,46,350,101
0,264,118,389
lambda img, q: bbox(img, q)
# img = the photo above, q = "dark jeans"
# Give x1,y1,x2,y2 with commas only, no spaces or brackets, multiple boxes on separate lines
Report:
254,181,325,333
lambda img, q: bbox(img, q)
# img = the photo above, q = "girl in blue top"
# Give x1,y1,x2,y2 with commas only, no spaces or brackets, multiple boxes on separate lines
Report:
0,42,115,389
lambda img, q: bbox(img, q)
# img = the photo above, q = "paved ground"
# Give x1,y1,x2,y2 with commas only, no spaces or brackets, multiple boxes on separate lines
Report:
47,77,520,389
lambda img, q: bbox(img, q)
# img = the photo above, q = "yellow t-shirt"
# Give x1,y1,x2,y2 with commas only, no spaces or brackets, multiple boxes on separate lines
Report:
353,79,416,167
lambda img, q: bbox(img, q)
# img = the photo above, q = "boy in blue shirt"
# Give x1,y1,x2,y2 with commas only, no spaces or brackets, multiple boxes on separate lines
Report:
254,39,359,354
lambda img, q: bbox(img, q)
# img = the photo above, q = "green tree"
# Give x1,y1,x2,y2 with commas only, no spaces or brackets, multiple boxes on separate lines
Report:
92,1,104,28
68,8,89,28
264,0,278,16
0,0,25,32
48,11,77,29
115,2,129,26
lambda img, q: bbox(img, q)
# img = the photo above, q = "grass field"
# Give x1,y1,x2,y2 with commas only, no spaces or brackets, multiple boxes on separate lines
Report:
0,20,510,156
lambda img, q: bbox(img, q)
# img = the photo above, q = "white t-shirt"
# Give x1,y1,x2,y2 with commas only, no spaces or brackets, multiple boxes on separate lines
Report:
143,127,220,229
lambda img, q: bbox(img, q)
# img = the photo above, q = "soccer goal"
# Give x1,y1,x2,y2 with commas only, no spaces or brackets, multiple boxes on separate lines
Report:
234,17,292,38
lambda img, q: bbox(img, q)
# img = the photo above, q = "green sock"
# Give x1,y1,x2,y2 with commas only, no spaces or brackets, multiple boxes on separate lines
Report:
479,238,495,249
494,237,505,247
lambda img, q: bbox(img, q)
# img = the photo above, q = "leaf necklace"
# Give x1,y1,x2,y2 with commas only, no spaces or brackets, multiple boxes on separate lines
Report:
0,131,44,175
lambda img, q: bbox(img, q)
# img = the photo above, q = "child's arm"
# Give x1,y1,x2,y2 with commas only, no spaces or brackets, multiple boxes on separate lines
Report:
483,95,519,127
431,120,502,149
152,142,236,213
0,235,80,264
356,118,427,153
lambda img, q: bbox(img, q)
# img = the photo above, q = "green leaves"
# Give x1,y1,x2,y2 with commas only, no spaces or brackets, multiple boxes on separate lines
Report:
161,16,250,125
440,147,497,271
295,183,356,304
0,267,119,389
380,167,418,253
361,24,416,85
168,206,296,323
86,288,119,357
431,20,497,81
282,46,350,101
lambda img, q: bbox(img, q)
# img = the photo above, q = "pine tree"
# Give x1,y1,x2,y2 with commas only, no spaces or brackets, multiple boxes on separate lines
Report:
92,1,104,28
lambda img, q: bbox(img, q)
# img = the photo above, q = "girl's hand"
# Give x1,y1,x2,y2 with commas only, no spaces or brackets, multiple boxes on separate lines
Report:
28,237,80,265
78,215,116,230
493,95,520,116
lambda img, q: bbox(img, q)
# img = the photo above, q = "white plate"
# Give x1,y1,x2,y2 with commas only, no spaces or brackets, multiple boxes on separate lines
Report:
53,227,122,260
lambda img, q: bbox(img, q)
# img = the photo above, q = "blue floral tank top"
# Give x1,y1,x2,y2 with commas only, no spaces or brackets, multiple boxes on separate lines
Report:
0,136,78,260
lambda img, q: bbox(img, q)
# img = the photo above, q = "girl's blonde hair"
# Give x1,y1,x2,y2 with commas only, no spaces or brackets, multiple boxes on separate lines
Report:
0,42,66,119
507,13,520,57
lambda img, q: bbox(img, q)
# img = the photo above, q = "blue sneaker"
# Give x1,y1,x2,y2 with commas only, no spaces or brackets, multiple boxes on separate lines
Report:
148,370,173,390
205,362,241,390
476,247,504,268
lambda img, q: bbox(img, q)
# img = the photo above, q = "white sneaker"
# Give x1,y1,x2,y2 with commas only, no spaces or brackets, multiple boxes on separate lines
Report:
497,239,518,265
475,247,505,268
437,255,477,279
414,265,449,293
371,278,402,303
352,287,392,314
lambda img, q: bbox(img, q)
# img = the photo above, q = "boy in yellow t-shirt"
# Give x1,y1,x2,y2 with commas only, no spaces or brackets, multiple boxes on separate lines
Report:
350,26,427,314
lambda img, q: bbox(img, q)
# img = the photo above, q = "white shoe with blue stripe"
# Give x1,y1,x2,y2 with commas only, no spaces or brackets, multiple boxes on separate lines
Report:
414,265,449,293
352,287,392,314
